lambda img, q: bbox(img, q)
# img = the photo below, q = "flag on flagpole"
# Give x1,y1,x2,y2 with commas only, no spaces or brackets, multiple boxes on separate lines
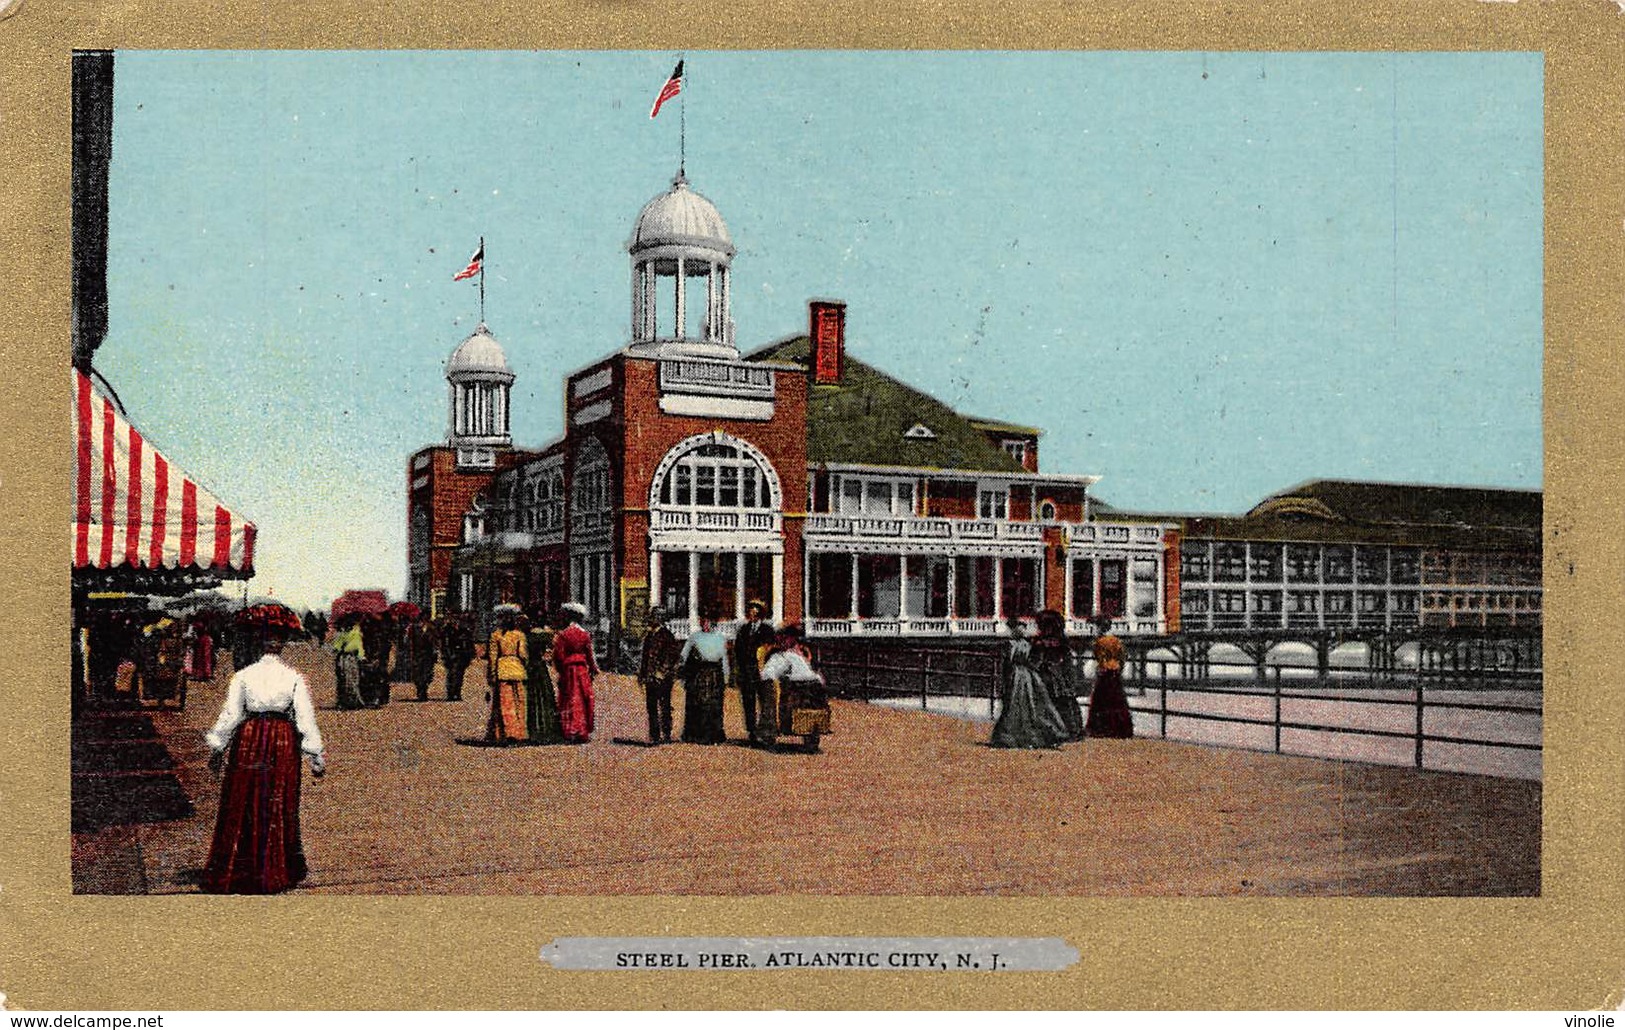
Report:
650,60,683,119
453,243,483,282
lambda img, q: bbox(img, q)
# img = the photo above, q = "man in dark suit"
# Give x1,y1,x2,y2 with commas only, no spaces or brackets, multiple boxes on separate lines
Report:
637,607,683,745
734,599,777,747
439,614,474,702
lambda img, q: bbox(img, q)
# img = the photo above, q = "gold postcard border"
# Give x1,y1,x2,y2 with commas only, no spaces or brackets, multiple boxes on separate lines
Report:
1,1,1621,1011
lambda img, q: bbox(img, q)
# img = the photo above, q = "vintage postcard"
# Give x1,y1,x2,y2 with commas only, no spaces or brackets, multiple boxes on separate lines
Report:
4,0,1624,1013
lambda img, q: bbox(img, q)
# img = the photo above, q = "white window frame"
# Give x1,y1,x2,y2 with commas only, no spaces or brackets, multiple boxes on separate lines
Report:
977,483,1009,520
831,474,916,516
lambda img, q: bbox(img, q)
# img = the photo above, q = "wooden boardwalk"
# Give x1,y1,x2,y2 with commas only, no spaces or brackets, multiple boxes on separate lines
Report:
72,641,1540,896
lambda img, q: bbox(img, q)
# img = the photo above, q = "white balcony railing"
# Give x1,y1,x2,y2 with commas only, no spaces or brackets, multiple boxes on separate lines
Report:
803,616,1161,638
653,508,783,534
803,514,1046,543
659,359,775,399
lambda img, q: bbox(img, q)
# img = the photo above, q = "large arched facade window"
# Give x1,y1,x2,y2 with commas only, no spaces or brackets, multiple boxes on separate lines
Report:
647,432,785,627
649,432,783,515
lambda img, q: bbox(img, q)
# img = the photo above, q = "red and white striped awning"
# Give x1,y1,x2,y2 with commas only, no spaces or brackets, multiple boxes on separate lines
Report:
72,369,255,575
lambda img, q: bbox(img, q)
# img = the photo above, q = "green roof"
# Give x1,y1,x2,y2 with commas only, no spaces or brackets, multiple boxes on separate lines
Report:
745,336,1027,473
1106,479,1541,552
1253,479,1542,532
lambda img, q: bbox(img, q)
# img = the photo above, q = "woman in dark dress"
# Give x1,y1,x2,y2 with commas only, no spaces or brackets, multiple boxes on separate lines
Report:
1084,615,1135,738
1030,609,1085,741
678,612,729,744
990,618,1070,749
523,609,565,744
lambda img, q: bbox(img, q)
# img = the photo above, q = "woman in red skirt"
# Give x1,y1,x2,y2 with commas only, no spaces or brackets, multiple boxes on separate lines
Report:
201,604,326,894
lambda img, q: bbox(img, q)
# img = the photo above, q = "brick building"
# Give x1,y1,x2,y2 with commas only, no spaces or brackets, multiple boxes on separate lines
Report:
406,171,1177,640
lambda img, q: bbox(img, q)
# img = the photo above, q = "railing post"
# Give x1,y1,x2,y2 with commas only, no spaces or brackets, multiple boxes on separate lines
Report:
991,643,1001,721
1159,680,1168,740
860,646,871,702
1273,674,1282,755
921,650,931,711
1414,681,1426,769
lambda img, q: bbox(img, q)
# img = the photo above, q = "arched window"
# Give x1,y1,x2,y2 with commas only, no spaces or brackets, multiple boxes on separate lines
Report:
652,436,779,512
1039,500,1058,522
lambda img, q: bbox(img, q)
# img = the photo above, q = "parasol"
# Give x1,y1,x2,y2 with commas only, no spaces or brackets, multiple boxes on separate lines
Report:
330,589,389,622
388,601,423,621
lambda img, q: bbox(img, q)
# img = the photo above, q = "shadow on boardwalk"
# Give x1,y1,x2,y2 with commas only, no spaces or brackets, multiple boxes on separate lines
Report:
72,642,1539,897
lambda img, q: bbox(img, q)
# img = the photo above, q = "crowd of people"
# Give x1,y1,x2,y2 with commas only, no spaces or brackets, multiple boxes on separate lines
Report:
189,595,1128,895
990,610,1135,749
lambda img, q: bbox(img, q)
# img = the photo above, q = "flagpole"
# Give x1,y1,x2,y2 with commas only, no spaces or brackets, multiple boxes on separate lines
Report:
679,54,686,179
478,235,486,324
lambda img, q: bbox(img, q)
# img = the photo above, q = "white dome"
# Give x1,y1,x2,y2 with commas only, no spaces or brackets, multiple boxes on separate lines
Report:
446,324,512,378
631,174,734,256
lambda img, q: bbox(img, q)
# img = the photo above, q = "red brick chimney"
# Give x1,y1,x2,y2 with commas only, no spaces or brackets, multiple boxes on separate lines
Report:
809,300,846,385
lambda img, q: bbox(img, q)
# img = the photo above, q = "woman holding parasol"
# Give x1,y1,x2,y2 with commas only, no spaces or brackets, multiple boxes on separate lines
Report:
201,603,326,894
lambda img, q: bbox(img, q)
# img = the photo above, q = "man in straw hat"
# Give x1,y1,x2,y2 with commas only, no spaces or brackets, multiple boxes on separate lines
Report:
637,606,682,745
735,598,776,747
551,602,599,744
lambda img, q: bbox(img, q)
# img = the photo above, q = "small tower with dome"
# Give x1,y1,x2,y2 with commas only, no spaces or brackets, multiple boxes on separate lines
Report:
628,172,737,359
445,322,515,468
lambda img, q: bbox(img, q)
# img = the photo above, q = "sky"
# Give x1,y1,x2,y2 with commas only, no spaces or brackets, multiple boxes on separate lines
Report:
96,51,1544,611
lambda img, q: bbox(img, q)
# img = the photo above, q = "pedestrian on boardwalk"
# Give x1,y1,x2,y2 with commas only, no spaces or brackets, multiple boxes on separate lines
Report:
1031,609,1085,741
484,606,530,745
1084,614,1134,738
524,609,565,744
184,616,216,682
440,614,473,702
359,613,393,707
734,599,776,746
330,614,367,710
637,607,682,745
759,624,830,753
551,602,599,745
407,614,438,703
201,603,325,894
678,610,729,745
990,616,1070,750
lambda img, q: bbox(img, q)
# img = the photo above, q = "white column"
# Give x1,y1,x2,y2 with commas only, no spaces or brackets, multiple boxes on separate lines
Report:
1064,554,1074,620
640,262,651,340
773,552,785,624
688,550,700,628
898,554,910,621
946,557,958,627
720,266,731,343
706,263,718,340
993,557,1004,622
735,553,746,622
1092,560,1102,620
675,256,686,339
850,553,860,621
649,550,662,612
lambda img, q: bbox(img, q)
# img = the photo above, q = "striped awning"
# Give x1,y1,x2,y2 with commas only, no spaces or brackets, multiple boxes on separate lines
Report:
72,369,255,575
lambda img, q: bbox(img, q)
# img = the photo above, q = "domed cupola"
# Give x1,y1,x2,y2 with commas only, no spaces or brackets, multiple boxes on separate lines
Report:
629,173,736,358
445,323,515,464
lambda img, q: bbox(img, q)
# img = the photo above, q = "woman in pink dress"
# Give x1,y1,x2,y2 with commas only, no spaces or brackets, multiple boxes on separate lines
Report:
550,602,599,744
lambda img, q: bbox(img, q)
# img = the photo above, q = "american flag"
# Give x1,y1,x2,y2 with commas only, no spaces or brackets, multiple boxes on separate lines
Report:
650,60,683,119
452,242,483,282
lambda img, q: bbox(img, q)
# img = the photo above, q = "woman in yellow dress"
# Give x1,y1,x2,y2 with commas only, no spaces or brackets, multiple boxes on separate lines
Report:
485,606,530,745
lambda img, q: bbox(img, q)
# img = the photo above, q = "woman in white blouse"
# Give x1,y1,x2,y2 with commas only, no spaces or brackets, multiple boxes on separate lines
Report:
200,604,327,894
